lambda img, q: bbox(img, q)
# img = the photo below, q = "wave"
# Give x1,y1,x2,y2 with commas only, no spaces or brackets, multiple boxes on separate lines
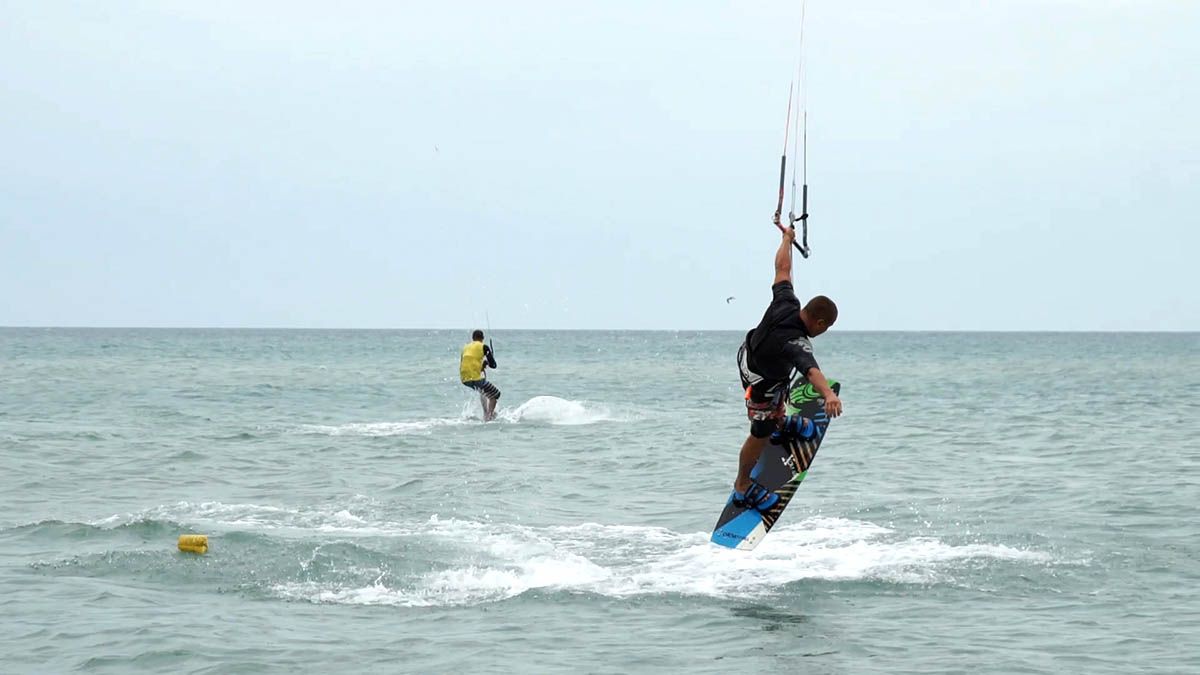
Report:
497,395,624,426
20,501,1056,608
295,418,473,437
90,500,378,535
270,516,1049,607
291,395,624,436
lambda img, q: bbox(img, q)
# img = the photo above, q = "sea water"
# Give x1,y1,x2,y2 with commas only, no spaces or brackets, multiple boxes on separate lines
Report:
1,329,1197,673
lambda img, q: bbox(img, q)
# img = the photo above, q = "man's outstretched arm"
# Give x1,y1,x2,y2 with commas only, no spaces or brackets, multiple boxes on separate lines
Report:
774,227,795,285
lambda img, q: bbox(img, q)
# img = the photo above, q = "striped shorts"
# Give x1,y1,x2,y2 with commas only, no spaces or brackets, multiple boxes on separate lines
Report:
737,341,786,438
462,379,501,400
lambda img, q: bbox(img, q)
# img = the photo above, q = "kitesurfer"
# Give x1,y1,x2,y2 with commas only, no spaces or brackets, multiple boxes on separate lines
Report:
732,226,842,510
460,330,500,421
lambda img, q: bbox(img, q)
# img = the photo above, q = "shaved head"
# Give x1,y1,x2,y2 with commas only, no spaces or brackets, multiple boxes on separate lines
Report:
804,296,838,329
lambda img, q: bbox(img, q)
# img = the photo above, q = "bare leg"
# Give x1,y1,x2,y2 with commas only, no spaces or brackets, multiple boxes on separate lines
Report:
734,434,771,493
479,393,488,421
484,396,498,422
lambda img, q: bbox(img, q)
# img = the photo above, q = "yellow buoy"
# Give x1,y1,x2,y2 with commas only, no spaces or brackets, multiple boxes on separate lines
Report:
178,534,208,554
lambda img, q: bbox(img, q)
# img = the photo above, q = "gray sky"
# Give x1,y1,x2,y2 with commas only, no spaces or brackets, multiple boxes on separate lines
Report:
2,1,1197,330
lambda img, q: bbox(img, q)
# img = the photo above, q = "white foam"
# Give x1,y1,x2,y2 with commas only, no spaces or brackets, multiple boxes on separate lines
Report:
614,520,1049,594
261,511,1052,607
93,499,400,536
498,395,622,426
92,501,1050,606
274,580,429,607
296,417,473,437
286,395,626,437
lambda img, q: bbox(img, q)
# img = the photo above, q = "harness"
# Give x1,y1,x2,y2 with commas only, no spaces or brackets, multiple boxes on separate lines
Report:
744,385,786,422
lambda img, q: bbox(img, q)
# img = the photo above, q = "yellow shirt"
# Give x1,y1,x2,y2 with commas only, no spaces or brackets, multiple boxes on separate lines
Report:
460,341,486,382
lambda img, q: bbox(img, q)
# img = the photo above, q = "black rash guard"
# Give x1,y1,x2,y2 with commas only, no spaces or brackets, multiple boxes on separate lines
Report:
744,280,820,385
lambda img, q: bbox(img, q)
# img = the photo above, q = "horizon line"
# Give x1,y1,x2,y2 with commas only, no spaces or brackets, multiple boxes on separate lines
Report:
1,326,1197,334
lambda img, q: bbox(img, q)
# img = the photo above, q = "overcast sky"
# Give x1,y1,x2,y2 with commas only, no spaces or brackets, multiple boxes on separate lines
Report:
2,1,1196,330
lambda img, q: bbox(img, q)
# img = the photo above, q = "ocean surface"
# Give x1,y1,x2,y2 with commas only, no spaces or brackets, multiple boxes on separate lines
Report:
1,328,1197,674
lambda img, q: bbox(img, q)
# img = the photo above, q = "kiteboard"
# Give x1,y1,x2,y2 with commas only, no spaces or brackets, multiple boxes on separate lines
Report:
710,380,840,551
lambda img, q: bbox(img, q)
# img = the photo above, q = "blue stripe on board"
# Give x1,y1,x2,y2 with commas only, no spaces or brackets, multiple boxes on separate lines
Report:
710,505,763,548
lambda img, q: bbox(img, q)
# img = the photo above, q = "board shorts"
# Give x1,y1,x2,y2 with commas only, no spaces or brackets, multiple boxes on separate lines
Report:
737,341,787,438
462,379,501,400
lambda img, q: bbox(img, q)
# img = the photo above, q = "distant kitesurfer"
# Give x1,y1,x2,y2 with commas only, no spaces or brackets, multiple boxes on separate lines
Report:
732,226,842,511
460,330,500,421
